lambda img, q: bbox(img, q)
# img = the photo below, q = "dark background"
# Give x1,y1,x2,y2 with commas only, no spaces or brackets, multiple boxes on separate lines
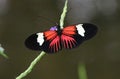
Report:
0,0,120,79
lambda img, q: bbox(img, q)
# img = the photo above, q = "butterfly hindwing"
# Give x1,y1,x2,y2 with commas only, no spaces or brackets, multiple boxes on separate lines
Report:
41,31,62,53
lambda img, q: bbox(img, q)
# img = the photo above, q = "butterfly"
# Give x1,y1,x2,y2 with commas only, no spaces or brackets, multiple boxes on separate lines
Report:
25,23,98,53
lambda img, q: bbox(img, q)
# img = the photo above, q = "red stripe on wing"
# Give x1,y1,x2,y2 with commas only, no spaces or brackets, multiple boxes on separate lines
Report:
61,35,77,49
61,25,83,49
42,30,62,53
49,36,61,52
44,31,57,40
62,26,76,36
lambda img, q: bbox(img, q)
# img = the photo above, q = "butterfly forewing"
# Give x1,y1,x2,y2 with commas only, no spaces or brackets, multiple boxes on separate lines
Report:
80,23,98,40
25,33,44,50
44,31,57,41
62,26,76,35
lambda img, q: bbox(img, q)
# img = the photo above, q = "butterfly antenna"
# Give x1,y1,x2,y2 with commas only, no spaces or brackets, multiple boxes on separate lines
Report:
55,23,59,26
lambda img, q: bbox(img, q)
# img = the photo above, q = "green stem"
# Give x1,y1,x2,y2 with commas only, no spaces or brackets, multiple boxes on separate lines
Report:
78,62,88,79
59,0,68,29
16,51,46,79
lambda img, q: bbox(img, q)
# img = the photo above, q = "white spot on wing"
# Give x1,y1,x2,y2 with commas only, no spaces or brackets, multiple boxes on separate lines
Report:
37,33,44,46
76,24,85,37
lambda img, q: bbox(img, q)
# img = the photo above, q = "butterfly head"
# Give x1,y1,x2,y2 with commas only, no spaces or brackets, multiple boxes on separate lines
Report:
50,26,58,31
50,24,61,31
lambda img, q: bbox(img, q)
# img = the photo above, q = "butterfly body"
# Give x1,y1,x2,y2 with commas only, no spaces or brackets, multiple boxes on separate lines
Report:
25,23,97,53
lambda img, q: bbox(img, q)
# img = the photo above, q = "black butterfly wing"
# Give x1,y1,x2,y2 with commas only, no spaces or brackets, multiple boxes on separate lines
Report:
25,33,43,50
61,23,97,49
80,23,98,40
25,30,62,53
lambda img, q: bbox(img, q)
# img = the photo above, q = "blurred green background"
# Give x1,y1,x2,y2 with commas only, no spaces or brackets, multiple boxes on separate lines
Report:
0,0,120,79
